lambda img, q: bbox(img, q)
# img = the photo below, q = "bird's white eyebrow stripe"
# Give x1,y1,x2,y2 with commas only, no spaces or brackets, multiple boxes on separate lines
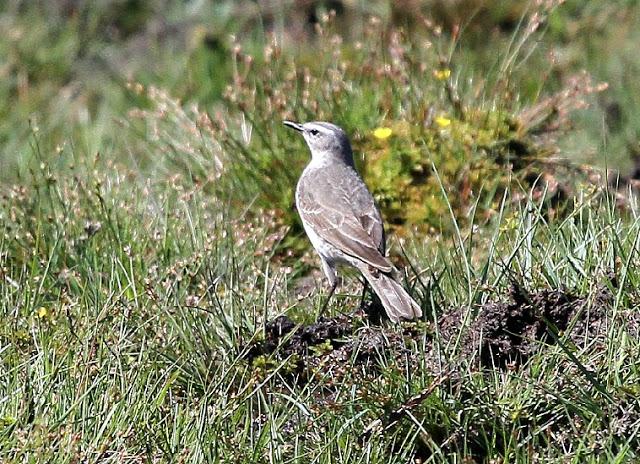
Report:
305,125,329,133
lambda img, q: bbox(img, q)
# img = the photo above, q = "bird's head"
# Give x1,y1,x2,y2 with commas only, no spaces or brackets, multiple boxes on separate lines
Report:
283,120,354,166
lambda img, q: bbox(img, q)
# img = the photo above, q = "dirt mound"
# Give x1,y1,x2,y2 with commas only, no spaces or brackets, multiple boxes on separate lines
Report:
439,283,612,368
245,283,613,375
246,314,355,360
245,308,423,385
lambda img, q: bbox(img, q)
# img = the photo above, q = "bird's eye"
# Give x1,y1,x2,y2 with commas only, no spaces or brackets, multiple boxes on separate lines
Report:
309,129,319,136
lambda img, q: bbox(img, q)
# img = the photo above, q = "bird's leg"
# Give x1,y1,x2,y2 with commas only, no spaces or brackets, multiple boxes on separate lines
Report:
345,278,369,318
318,259,338,319
318,279,338,319
357,278,369,309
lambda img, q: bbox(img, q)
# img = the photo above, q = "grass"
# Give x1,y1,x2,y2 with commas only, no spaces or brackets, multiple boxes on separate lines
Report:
2,1,640,462
2,153,639,461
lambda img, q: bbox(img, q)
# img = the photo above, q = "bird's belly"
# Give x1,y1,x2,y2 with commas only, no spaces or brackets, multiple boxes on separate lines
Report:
301,221,354,267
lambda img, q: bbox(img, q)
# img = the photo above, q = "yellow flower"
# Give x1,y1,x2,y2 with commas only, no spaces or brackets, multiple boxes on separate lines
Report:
433,68,451,80
435,115,451,128
373,127,393,140
36,307,48,318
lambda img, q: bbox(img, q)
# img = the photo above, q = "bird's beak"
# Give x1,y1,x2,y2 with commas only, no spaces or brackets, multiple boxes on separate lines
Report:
283,120,304,132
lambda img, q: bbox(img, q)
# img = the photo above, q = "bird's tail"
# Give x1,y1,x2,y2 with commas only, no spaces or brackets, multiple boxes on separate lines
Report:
360,267,422,323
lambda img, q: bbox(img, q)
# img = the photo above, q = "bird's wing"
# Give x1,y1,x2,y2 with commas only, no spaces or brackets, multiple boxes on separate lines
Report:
352,183,386,255
297,168,392,272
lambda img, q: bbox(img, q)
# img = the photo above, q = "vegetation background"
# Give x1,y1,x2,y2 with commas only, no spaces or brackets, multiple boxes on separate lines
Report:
1,0,639,462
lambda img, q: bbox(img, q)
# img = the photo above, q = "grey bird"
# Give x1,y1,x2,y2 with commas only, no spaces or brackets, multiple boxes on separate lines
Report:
283,120,422,322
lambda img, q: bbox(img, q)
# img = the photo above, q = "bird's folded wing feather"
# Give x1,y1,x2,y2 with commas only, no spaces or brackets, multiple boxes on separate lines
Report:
297,177,392,272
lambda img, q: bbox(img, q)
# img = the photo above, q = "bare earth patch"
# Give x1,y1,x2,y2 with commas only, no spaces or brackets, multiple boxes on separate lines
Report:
439,282,613,368
246,281,617,374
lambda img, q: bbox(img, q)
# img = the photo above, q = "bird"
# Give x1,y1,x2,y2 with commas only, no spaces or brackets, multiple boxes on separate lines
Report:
283,120,422,323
